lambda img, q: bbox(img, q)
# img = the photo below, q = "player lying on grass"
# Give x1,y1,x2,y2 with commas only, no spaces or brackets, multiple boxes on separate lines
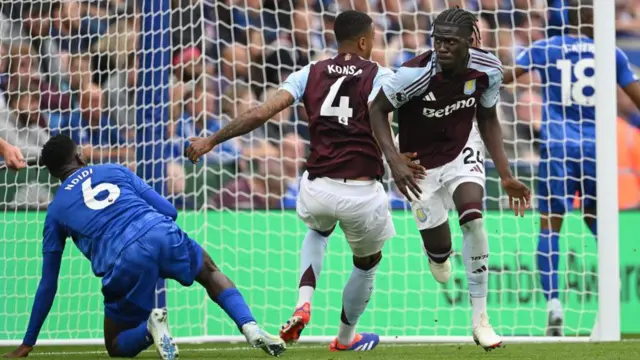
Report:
502,0,640,336
369,7,530,351
2,135,285,360
186,10,424,352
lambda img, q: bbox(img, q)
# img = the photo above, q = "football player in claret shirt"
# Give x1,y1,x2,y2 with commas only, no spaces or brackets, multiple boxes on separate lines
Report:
369,7,530,351
3,135,285,359
504,0,640,336
187,10,424,352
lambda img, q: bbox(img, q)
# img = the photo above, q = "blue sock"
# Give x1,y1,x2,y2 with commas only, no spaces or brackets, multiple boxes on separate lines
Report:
588,220,597,238
115,321,153,357
215,288,256,330
537,229,560,301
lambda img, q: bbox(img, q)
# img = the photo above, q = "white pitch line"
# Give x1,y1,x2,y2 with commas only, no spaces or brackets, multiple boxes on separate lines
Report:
23,339,640,357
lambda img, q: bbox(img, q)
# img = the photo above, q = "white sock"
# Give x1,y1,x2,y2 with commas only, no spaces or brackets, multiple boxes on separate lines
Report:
296,230,329,307
461,218,489,327
471,296,487,328
548,298,563,318
337,263,379,345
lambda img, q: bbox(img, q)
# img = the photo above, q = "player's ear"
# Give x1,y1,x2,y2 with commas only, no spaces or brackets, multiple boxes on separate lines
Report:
467,36,475,47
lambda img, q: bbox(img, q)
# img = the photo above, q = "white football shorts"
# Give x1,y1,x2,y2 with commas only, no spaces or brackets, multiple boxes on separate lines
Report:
297,171,395,257
409,129,486,230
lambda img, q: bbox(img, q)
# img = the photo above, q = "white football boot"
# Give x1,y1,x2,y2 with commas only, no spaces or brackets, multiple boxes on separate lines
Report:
546,298,564,336
429,258,452,284
147,308,179,360
472,313,503,352
242,321,287,357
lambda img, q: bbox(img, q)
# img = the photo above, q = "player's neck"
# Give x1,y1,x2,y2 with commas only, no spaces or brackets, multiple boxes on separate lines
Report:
337,47,362,58
57,166,82,181
440,53,469,77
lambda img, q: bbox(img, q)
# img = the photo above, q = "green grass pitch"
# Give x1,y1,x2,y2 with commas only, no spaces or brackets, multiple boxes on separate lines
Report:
3,341,640,360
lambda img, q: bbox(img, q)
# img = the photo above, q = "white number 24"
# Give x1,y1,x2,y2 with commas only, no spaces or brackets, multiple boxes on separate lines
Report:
320,76,353,126
556,58,595,106
82,178,121,210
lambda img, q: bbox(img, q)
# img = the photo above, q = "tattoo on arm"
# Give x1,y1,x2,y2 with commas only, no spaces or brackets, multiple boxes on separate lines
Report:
476,104,512,179
212,90,295,145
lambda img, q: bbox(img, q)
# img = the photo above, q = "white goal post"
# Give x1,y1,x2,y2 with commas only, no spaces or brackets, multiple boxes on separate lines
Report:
0,0,623,347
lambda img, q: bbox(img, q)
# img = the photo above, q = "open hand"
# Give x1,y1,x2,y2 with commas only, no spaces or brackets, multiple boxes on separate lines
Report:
389,153,424,201
501,177,531,216
401,152,426,180
185,137,215,164
0,143,25,171
3,344,32,358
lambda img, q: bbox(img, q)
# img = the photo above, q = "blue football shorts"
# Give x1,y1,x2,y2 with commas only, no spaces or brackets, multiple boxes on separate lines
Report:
537,145,596,213
101,221,204,325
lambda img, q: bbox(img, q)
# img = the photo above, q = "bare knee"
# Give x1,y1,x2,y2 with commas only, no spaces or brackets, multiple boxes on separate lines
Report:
583,207,596,227
540,212,564,232
353,252,382,271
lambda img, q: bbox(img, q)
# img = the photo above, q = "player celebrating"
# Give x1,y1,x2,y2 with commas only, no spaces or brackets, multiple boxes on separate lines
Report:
503,0,640,336
187,10,423,352
3,135,285,359
369,7,530,351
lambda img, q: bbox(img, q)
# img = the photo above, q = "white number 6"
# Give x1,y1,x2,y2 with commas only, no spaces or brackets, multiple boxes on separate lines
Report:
82,178,121,210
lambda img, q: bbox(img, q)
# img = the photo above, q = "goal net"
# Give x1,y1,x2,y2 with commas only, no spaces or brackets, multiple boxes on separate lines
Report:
0,0,622,345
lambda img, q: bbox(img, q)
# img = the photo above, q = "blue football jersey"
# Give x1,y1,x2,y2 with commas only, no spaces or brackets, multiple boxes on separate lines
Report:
43,164,168,276
515,35,638,147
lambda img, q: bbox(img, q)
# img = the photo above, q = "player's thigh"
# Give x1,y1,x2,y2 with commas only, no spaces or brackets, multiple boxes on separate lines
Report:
296,171,338,233
102,241,159,325
410,175,449,231
145,221,204,287
338,183,396,257
442,131,486,202
537,147,576,213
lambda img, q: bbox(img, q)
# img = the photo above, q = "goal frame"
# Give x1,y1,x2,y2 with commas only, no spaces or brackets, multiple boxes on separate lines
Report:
0,0,620,348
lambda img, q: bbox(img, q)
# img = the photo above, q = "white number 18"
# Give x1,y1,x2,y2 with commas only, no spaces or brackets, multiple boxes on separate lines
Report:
320,76,353,126
556,58,595,106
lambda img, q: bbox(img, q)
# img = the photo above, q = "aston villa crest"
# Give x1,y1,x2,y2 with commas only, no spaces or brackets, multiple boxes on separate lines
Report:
345,53,352,61
463,79,476,95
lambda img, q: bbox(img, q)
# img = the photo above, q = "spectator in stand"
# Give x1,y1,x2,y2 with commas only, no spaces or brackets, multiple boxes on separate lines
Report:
172,79,242,165
5,44,72,115
97,18,139,137
0,80,50,160
211,143,287,210
53,83,133,166
390,14,427,69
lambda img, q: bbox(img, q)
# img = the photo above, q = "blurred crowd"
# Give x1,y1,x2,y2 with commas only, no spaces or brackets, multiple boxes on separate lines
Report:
0,0,639,210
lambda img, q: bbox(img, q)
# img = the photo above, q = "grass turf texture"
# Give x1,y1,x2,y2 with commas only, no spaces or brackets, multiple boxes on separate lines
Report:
2,342,640,360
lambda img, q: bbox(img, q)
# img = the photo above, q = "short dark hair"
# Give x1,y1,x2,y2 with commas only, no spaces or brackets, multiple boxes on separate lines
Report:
333,10,373,43
568,0,593,27
433,7,481,44
41,134,77,175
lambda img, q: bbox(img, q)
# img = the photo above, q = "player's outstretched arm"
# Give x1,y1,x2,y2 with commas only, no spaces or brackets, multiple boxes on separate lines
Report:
369,91,423,201
502,67,527,85
476,104,530,216
0,138,25,171
185,90,295,163
3,252,63,358
126,167,178,220
623,81,640,111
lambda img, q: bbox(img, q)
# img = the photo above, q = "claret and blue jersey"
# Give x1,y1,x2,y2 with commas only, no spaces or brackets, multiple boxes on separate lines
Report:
515,34,639,212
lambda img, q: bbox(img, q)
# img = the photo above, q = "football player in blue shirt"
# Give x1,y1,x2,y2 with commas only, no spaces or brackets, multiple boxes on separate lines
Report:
504,0,640,336
3,135,286,359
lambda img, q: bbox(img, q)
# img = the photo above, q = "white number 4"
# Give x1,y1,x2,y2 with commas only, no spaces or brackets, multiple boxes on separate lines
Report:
320,76,353,126
82,178,121,210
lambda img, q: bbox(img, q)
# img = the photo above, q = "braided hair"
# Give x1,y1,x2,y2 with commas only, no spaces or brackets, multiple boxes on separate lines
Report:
433,7,481,45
